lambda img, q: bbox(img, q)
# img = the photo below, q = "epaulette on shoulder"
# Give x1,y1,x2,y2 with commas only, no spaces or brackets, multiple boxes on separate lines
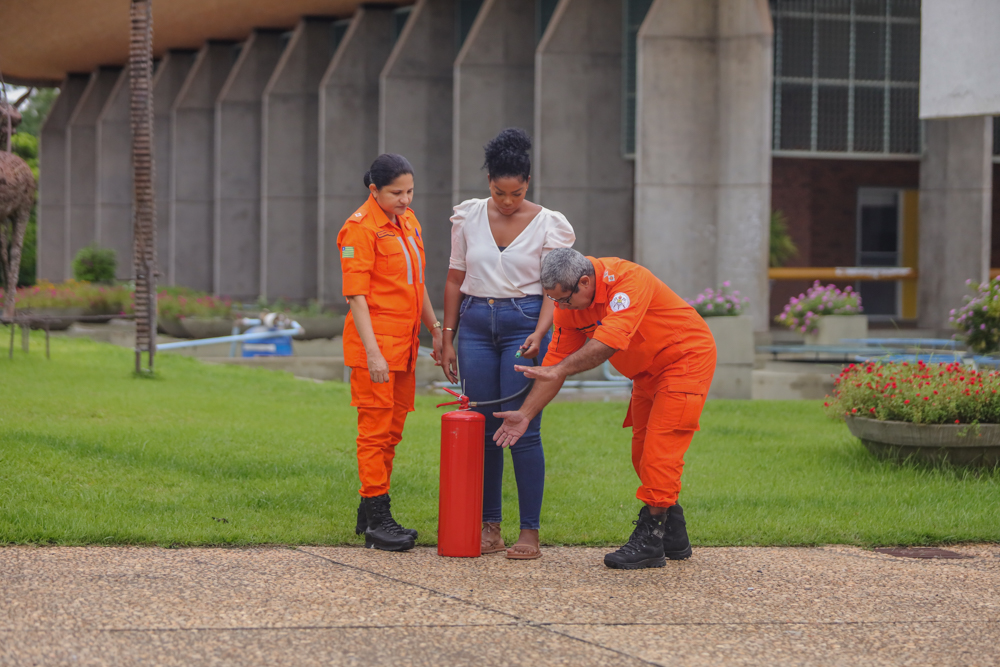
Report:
348,208,368,224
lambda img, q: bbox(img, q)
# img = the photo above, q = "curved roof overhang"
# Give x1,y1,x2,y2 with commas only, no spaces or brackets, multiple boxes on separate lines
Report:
0,0,412,85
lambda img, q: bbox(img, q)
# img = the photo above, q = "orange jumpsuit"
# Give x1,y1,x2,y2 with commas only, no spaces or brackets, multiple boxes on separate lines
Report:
542,257,717,508
338,194,427,498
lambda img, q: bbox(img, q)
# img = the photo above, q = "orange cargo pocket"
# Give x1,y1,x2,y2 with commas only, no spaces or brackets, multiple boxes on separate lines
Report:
376,238,408,275
649,391,706,433
350,368,395,409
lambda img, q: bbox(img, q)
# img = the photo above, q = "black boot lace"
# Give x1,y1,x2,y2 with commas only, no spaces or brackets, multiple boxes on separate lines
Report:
377,497,406,535
616,516,656,555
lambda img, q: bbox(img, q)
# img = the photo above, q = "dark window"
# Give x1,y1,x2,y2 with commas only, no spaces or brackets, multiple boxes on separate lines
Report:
456,0,485,52
857,189,900,316
332,19,351,54
622,0,654,158
391,7,412,48
537,0,559,43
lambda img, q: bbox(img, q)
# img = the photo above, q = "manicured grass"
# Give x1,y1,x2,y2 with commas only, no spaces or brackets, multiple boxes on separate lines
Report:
1,328,998,547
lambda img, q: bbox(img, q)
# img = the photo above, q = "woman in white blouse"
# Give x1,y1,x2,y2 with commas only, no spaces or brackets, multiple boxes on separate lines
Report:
440,128,576,560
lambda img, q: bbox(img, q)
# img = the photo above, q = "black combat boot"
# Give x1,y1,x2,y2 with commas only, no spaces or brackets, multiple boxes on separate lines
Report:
662,503,692,560
355,496,417,540
604,506,667,570
363,494,415,551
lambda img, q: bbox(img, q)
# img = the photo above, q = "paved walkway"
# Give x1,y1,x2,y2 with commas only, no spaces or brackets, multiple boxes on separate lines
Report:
2,545,998,666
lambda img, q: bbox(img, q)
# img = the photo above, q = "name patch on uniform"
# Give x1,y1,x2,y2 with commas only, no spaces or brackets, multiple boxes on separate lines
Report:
376,231,396,239
610,292,630,312
341,246,355,258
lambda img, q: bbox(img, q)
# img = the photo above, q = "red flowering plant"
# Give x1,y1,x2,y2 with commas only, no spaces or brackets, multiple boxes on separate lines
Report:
824,360,1000,425
158,292,233,321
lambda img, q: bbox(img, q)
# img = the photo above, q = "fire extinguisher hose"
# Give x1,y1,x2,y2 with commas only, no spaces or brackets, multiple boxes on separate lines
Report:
466,356,538,408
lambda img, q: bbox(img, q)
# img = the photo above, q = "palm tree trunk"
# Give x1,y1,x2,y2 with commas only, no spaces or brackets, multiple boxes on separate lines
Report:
129,0,156,373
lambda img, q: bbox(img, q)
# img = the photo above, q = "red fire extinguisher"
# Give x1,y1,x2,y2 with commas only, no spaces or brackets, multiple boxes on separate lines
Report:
435,356,536,558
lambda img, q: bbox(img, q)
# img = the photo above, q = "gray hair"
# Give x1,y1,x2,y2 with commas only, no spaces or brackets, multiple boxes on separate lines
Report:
541,248,594,291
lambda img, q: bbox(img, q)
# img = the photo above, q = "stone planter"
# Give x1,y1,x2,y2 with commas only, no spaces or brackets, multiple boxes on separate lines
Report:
804,314,867,346
158,316,190,339
292,315,345,340
705,315,753,399
845,416,1000,467
25,308,86,331
182,317,236,339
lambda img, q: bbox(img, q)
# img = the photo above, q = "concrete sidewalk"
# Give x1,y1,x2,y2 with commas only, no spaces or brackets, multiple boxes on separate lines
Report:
1,545,997,666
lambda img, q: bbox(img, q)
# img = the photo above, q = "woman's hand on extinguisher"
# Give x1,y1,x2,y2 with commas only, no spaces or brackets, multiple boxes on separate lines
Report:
367,350,390,383
440,341,459,384
519,331,544,359
492,410,529,448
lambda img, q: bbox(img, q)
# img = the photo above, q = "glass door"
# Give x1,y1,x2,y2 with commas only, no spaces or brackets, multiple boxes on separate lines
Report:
856,188,900,317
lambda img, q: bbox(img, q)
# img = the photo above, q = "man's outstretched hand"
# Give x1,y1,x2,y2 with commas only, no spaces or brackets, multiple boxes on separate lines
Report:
492,410,530,448
514,364,561,382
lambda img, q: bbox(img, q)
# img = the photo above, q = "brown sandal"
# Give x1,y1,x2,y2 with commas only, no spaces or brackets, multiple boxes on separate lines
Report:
505,541,542,560
481,522,506,554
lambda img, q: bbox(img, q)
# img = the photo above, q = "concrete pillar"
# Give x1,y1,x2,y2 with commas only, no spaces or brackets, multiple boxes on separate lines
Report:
918,116,994,332
535,0,633,259
215,30,285,301
634,0,772,331
453,0,535,205
66,67,122,272
95,67,134,278
261,19,337,302
152,51,197,286
37,74,89,282
318,8,395,307
171,42,237,291
380,0,456,304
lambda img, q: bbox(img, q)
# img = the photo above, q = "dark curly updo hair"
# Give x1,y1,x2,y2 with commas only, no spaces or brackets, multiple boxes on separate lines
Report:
364,153,413,189
483,127,531,181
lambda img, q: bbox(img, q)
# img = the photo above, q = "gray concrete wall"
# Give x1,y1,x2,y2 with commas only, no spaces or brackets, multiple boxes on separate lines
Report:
171,42,236,291
261,19,337,302
37,74,89,282
634,0,772,331
215,30,285,301
318,7,394,307
380,0,456,305
452,0,535,205
534,0,633,259
66,67,122,272
95,67,134,279
918,116,994,331
152,51,197,286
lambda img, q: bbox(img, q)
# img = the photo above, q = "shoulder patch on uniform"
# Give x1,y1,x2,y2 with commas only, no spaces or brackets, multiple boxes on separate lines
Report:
603,269,616,283
609,292,630,312
341,246,355,258
348,210,365,223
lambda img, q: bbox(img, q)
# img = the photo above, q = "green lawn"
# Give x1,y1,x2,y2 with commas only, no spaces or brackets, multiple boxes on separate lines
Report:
1,329,997,547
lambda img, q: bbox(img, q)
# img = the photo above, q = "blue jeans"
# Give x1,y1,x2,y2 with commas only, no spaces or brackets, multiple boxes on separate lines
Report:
456,295,550,530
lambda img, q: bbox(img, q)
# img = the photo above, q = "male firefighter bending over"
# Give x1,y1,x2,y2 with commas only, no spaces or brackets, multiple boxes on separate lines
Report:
493,248,717,570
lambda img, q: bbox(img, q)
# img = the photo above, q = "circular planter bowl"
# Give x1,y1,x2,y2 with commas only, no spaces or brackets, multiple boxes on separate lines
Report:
25,308,86,331
182,317,235,339
845,416,1000,467
291,315,345,340
157,316,190,339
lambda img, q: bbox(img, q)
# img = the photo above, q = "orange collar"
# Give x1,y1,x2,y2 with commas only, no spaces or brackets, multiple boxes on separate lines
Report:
365,194,411,231
591,257,609,306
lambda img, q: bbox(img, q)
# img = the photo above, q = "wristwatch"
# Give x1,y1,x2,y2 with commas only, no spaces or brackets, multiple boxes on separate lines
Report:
432,321,442,329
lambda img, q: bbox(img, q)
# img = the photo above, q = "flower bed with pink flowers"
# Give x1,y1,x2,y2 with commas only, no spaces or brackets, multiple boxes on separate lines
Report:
776,281,862,335
686,281,749,317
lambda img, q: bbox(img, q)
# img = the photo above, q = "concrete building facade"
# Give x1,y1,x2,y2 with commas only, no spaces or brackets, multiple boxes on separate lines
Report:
24,0,1000,332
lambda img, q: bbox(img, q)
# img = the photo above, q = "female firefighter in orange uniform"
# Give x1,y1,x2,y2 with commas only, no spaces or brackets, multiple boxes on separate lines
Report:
338,153,442,552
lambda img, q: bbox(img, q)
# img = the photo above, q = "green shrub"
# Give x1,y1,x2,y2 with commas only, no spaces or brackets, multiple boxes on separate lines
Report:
826,360,1000,425
770,210,798,268
72,245,116,284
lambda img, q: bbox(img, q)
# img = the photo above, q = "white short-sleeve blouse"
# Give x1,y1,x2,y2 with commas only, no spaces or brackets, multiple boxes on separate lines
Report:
449,198,576,298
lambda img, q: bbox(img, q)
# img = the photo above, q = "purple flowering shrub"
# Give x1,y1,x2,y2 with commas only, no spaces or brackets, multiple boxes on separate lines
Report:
950,278,1000,354
775,281,862,334
686,281,749,317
